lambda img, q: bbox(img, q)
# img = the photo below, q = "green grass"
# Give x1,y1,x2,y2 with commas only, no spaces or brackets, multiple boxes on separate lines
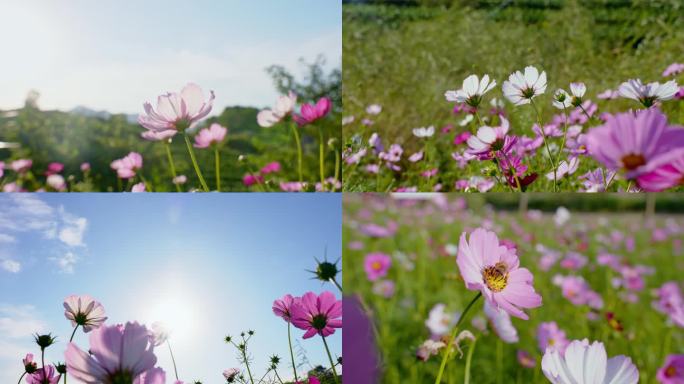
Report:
343,193,684,383
342,1,684,192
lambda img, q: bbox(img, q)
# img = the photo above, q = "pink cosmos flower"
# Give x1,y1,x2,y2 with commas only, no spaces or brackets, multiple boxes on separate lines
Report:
364,252,392,281
11,159,32,173
173,175,187,185
293,97,332,126
636,151,684,192
663,63,684,77
134,367,166,384
408,151,424,162
223,368,241,382
280,181,306,192
559,252,587,270
80,162,91,172
138,83,214,138
556,275,603,309
45,162,64,176
597,89,619,100
64,295,108,332
653,281,684,327
372,280,396,298
65,322,159,383
657,354,684,384
291,291,342,339
586,108,684,178
579,168,614,192
457,228,542,319
296,376,321,384
257,91,297,128
260,162,281,174
27,365,60,384
273,294,300,323
466,117,516,160
517,350,537,369
243,174,263,187
194,123,227,148
23,353,37,373
542,339,639,384
132,182,146,192
359,221,397,238
483,300,519,343
537,322,569,355
111,152,143,179
454,131,471,146
47,174,66,191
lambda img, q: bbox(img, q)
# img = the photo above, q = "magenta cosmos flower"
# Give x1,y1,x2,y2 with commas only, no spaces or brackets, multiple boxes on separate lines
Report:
542,339,638,384
294,97,332,126
457,228,542,319
657,355,684,384
194,123,227,148
636,150,684,192
64,294,108,332
291,291,342,339
272,294,300,323
65,322,160,383
45,162,64,176
586,108,684,178
138,83,215,138
363,252,392,281
27,365,60,384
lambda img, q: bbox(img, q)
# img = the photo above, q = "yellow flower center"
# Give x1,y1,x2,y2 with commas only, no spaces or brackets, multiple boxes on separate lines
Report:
621,153,646,170
665,365,676,377
482,262,509,292
372,261,382,271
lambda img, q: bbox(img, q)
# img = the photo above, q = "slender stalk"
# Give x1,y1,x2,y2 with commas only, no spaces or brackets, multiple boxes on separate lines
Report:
273,370,285,384
287,323,299,383
242,347,255,384
214,147,221,192
321,335,339,384
41,349,45,372
530,99,557,192
496,339,503,384
290,123,304,182
183,134,209,192
167,340,179,381
334,149,341,183
69,325,80,343
464,337,478,384
434,292,482,384
331,277,343,293
17,372,26,384
318,126,326,185
474,111,484,127
165,143,182,192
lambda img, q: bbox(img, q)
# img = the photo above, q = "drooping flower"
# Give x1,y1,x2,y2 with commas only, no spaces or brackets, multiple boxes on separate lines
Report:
416,339,446,361
657,354,684,384
585,108,684,178
26,365,61,384
257,92,297,128
466,117,516,160
23,353,38,373
537,322,569,355
502,66,547,105
193,123,227,148
293,97,332,126
138,83,215,137
272,294,300,323
63,295,108,332
65,322,159,383
412,126,435,138
483,300,519,343
445,74,497,108
541,339,639,384
111,152,143,179
425,303,457,337
363,252,392,281
618,79,679,107
291,291,342,339
456,228,542,319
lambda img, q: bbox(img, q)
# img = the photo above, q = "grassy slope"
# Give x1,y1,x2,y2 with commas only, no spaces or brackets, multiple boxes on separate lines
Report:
342,1,684,191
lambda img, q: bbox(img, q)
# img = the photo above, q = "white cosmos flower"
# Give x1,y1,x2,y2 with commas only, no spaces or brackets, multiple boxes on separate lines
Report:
569,82,586,99
257,91,297,127
618,79,678,107
553,89,572,109
541,339,638,384
502,66,547,105
483,300,518,343
366,104,382,115
425,303,458,337
445,74,497,107
413,126,435,138
546,157,579,180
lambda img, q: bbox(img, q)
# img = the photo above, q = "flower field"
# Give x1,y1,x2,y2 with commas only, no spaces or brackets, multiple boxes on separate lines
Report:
343,193,684,383
342,1,684,192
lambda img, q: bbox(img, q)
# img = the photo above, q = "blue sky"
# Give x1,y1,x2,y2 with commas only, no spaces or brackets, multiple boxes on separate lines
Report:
0,0,341,113
0,193,342,383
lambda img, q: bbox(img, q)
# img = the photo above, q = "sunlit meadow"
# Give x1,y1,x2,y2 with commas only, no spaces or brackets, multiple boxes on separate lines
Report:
343,193,684,383
0,194,342,383
342,1,684,192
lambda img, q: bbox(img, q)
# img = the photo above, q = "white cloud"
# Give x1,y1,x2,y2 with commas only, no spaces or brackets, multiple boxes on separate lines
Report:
0,196,88,274
0,260,21,273
0,305,48,382
49,252,78,274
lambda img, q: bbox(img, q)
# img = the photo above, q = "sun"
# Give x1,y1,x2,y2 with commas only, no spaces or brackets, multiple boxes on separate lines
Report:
138,280,201,344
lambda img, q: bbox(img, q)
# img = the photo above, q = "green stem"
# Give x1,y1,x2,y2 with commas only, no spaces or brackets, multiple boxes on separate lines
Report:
165,143,182,192
291,123,303,183
69,324,79,343
287,323,299,383
331,277,343,293
215,147,221,192
273,370,285,384
434,292,482,384
464,337,478,384
496,339,503,384
168,340,180,381
17,372,26,384
183,134,209,192
530,99,557,192
334,149,340,183
242,346,255,384
318,126,326,185
321,335,339,384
